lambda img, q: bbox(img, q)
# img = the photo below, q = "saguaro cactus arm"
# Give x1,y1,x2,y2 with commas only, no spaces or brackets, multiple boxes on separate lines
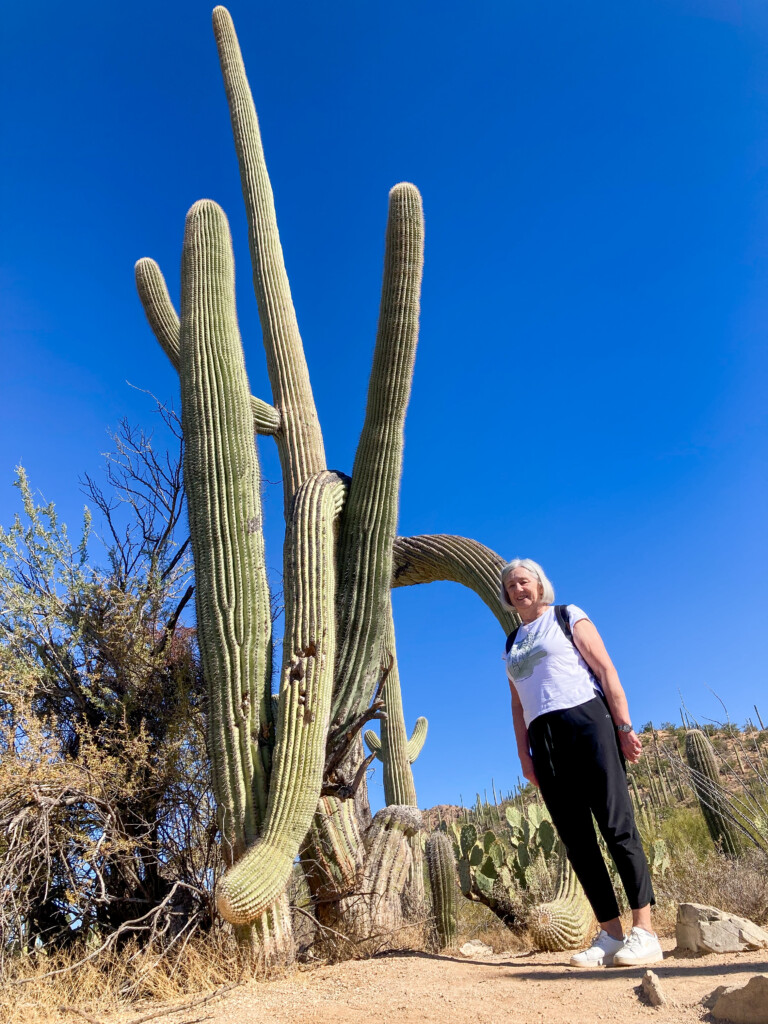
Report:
178,199,273,855
426,831,459,949
331,184,424,735
392,534,518,632
135,257,280,436
217,470,347,924
213,6,326,504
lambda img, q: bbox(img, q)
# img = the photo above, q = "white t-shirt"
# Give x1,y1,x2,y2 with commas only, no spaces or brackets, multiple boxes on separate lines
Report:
505,604,602,728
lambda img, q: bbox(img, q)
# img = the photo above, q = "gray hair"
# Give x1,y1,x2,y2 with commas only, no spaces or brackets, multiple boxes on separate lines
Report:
500,558,555,611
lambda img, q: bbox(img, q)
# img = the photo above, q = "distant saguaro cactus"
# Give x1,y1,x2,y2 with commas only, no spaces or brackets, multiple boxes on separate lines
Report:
685,729,741,858
426,831,458,949
134,7,517,956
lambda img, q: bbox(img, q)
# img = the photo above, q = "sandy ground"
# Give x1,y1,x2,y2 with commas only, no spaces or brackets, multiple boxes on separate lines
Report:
153,939,768,1024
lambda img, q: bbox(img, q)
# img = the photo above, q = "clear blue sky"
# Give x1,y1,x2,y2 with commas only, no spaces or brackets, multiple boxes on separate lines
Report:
2,0,766,811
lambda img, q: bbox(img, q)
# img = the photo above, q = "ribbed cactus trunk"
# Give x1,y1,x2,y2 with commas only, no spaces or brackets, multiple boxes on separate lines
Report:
685,729,742,858
135,6,518,957
425,832,458,949
528,851,595,952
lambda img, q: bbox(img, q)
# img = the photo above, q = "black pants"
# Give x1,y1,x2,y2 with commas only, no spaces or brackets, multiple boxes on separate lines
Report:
528,696,655,923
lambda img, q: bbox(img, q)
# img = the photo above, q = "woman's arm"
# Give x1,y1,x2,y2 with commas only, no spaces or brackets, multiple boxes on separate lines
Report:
509,679,539,787
572,618,642,763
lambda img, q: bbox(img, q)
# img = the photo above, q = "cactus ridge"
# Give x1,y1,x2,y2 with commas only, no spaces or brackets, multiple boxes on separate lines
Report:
331,185,425,734
212,6,326,506
685,729,742,857
217,470,347,924
135,256,280,436
179,199,272,855
426,831,458,949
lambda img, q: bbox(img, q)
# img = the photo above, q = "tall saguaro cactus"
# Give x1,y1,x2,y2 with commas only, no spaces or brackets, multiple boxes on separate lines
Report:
135,7,517,955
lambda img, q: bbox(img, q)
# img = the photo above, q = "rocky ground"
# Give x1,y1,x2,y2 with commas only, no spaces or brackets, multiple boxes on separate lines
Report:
147,938,767,1024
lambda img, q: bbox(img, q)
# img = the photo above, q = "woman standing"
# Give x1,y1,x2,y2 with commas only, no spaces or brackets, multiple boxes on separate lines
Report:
501,558,662,967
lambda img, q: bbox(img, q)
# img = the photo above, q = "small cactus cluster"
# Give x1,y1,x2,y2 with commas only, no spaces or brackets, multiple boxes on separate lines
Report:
685,729,742,857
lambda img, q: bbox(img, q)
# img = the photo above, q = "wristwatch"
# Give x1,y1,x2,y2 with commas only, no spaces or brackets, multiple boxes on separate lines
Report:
616,723,633,734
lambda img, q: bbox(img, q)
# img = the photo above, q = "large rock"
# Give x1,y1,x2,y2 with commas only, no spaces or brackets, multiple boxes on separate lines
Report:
676,904,768,954
711,975,768,1024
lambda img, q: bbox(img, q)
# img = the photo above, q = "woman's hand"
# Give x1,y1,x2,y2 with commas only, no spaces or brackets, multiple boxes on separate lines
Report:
520,751,540,788
619,729,642,763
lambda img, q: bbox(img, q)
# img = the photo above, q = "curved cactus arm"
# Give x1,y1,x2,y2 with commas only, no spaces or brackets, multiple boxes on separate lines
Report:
363,729,383,761
178,200,272,855
217,470,347,925
212,7,326,504
392,534,518,633
407,717,428,763
330,183,424,735
135,257,280,436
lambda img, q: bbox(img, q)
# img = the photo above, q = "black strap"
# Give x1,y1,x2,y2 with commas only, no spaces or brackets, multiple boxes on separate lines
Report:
505,605,573,654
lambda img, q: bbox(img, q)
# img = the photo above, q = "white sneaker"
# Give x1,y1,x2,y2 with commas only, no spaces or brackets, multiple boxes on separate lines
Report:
569,929,626,967
613,926,664,967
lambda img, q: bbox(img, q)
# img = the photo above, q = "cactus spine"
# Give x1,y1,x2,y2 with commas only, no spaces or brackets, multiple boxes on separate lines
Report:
426,831,458,949
685,728,741,857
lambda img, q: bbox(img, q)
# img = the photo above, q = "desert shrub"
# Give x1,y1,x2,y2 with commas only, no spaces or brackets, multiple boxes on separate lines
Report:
656,848,768,926
0,417,222,972
657,806,715,860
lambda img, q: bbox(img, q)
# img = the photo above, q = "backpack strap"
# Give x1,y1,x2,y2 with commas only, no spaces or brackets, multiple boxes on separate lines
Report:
504,626,520,654
554,604,573,645
506,606,572,655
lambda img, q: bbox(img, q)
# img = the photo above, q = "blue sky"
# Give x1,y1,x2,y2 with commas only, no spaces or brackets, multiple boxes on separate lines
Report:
2,0,766,811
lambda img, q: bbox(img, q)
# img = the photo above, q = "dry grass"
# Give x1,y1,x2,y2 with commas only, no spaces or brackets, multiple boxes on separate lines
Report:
656,847,768,928
0,931,265,1024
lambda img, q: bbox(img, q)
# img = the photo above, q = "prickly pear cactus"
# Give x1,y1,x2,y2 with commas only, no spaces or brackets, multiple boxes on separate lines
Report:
685,729,742,857
426,831,459,949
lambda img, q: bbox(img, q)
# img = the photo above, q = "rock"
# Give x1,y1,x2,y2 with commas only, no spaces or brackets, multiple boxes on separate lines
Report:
676,904,768,954
711,975,768,1024
459,939,494,958
641,970,667,1007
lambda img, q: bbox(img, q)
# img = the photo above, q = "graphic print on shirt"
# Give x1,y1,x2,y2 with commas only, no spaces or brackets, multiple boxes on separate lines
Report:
507,628,547,682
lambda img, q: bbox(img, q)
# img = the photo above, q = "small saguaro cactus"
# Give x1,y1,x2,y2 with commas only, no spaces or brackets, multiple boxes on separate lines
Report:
134,7,518,953
685,729,742,858
426,831,459,949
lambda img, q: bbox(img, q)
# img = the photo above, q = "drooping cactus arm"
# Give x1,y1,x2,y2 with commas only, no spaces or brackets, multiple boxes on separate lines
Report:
135,257,281,436
213,7,326,504
217,470,347,925
178,199,273,856
330,184,424,736
392,534,518,633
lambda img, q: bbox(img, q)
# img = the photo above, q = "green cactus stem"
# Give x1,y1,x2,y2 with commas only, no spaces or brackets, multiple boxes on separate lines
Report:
177,199,272,856
528,855,595,952
685,729,742,857
217,470,347,924
330,184,425,737
426,831,458,949
212,6,325,506
135,257,280,436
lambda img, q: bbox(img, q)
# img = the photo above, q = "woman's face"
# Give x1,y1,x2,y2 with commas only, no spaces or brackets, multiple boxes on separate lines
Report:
504,568,544,614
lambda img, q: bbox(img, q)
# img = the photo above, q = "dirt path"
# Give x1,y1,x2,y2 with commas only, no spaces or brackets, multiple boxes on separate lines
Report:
154,939,767,1024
